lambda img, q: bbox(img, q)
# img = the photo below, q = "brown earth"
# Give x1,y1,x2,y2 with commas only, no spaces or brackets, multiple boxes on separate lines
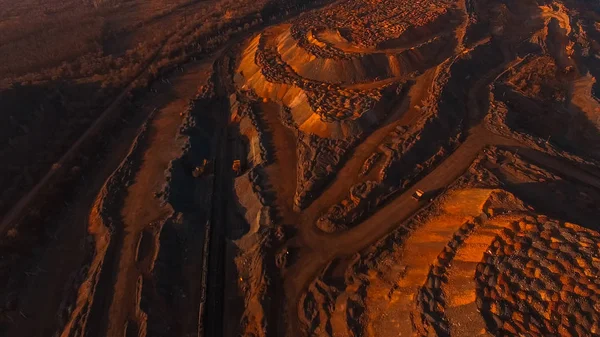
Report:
2,0,600,336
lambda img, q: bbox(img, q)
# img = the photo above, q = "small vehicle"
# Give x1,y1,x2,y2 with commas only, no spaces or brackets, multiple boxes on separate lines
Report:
192,159,210,178
232,160,241,176
411,189,425,201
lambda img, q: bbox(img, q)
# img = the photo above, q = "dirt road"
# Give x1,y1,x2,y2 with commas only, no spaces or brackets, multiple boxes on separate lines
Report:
284,117,600,335
102,60,215,337
283,126,514,334
295,66,439,231
281,32,600,335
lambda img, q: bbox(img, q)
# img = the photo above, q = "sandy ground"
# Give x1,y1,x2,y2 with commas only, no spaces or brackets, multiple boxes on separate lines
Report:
443,215,524,336
234,2,600,332
5,0,600,336
101,60,216,337
365,189,495,336
260,101,299,222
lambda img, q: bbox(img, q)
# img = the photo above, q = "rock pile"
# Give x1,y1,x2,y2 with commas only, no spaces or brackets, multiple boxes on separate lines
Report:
477,218,600,336
289,0,454,52
295,132,359,210
255,33,383,121
316,180,380,233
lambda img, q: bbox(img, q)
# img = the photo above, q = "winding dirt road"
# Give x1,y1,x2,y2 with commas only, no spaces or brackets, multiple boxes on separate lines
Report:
281,47,600,336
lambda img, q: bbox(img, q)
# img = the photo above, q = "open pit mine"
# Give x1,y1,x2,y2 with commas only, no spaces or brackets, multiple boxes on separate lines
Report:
1,0,600,336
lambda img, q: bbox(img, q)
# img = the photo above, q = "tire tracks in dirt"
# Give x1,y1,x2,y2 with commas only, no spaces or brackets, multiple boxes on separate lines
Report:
283,29,600,335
